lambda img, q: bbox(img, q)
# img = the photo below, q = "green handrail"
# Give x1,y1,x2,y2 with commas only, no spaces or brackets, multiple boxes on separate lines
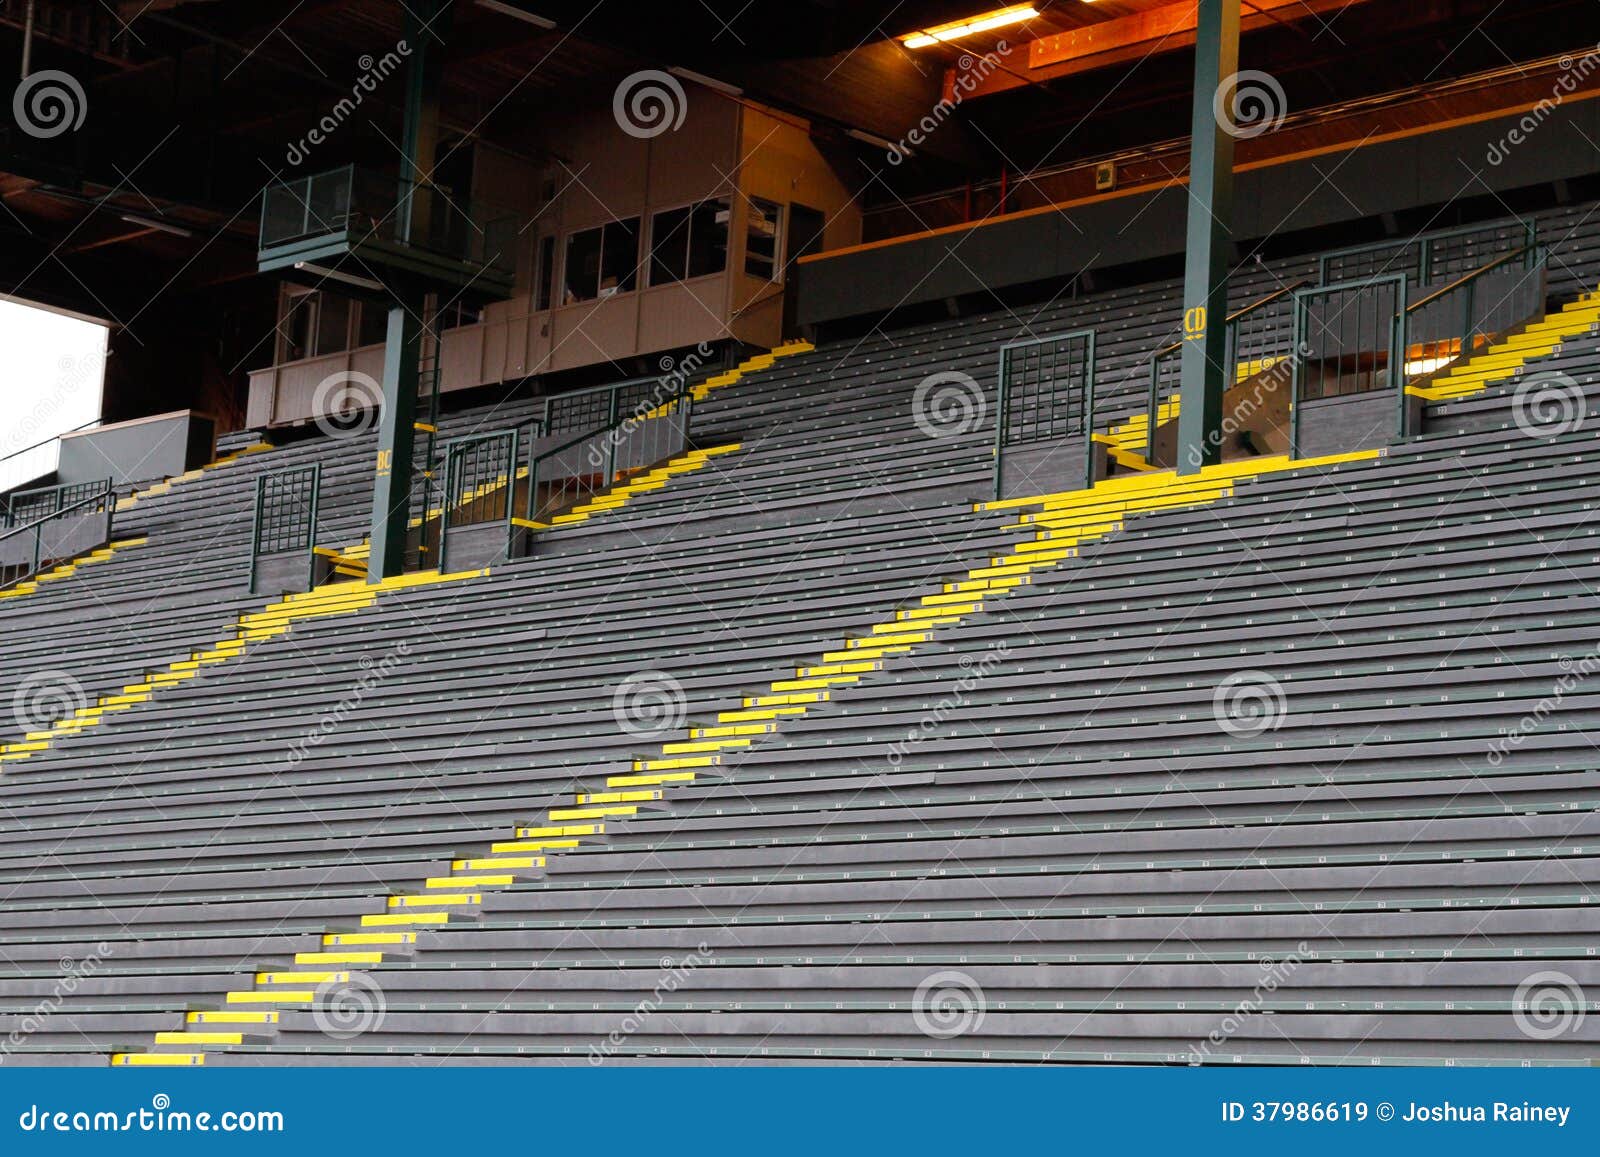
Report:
0,479,114,590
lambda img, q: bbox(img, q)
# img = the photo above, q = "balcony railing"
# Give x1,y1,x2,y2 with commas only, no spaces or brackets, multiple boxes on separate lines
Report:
258,165,519,294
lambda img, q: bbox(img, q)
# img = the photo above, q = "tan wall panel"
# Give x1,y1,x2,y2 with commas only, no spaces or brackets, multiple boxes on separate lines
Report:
273,352,347,425
637,278,729,353
245,369,275,429
738,106,863,255
549,295,641,373
440,326,486,394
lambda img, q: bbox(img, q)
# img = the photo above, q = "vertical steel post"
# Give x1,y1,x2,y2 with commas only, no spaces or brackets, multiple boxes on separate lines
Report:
1175,0,1241,475
366,0,451,581
369,298,423,581
306,464,322,593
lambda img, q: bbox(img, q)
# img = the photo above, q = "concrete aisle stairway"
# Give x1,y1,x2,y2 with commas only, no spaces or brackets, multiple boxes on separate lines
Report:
0,537,147,601
1,570,486,765
1408,287,1600,402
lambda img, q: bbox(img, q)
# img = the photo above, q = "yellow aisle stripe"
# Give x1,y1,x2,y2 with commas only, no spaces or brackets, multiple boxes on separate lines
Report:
115,443,273,512
108,366,1373,1070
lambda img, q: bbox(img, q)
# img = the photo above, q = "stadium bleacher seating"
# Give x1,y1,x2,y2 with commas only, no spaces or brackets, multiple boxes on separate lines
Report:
3,202,1599,1067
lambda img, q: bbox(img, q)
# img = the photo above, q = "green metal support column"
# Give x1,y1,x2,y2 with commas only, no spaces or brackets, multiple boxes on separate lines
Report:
367,0,452,580
369,297,424,581
1175,0,1241,475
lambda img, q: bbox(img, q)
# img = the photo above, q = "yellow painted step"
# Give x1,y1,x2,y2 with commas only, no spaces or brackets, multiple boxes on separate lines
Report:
711,706,807,725
690,722,777,739
256,970,347,985
296,951,383,965
113,1053,204,1067
515,824,603,839
454,856,548,871
388,893,480,908
156,1031,243,1045
607,770,699,787
627,757,712,772
188,1010,279,1025
426,873,515,888
849,631,926,649
768,675,859,692
323,932,416,947
227,990,313,1004
359,911,451,927
488,837,578,853
744,691,828,708
575,789,663,804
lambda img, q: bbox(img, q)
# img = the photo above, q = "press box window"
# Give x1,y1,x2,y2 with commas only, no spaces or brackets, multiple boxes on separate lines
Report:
649,199,730,286
563,218,641,303
744,198,782,281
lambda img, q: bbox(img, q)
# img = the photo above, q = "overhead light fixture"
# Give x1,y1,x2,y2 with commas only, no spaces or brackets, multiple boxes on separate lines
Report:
901,4,1038,49
474,0,556,29
118,213,194,238
668,66,743,98
294,262,386,293
846,127,905,154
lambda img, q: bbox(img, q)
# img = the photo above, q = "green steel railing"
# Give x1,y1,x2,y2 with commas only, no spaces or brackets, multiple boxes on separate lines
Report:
522,376,696,528
249,464,321,594
1289,274,1410,458
1317,218,1537,288
258,164,520,282
0,479,114,590
993,328,1097,501
437,428,520,572
1143,280,1311,463
1402,244,1547,383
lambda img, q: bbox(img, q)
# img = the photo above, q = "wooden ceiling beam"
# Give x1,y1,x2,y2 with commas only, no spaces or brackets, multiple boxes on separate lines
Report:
948,0,1382,99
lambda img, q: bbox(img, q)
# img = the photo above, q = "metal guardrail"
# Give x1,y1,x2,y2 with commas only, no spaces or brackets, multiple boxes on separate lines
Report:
259,164,519,281
249,464,320,594
1289,274,1410,457
523,376,695,527
1318,219,1537,287
1403,245,1548,388
437,428,520,572
993,328,1097,500
1289,244,1550,456
0,419,103,496
0,479,114,590
1144,280,1311,462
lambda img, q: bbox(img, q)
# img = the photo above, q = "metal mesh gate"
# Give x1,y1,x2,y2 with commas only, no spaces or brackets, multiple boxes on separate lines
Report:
994,329,1097,500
